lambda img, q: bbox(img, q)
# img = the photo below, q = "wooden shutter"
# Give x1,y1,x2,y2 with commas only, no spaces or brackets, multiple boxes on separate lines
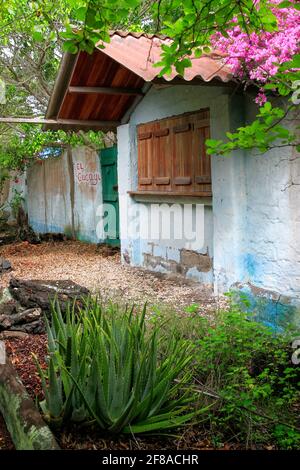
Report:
137,123,153,190
153,120,172,191
137,109,211,196
172,115,193,193
192,110,211,194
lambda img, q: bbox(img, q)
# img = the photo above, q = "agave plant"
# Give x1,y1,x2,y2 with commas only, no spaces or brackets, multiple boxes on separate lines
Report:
35,297,203,434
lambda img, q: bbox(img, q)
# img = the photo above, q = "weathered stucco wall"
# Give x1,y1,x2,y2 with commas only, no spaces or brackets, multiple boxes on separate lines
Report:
242,98,300,302
118,85,232,285
27,147,103,243
27,150,72,234
0,178,11,207
72,147,103,242
119,84,300,327
238,98,300,328
211,94,300,328
211,94,248,293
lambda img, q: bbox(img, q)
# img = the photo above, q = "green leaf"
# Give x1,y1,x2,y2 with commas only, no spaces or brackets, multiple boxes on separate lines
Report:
36,299,198,434
62,41,78,54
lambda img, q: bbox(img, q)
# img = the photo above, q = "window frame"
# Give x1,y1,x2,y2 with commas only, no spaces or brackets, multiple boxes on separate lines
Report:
135,109,212,197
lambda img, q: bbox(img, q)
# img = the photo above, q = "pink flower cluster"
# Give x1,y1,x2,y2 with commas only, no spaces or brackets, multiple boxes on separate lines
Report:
212,1,300,86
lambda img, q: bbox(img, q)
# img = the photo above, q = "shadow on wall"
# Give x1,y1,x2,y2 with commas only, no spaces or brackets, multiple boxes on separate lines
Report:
232,282,300,332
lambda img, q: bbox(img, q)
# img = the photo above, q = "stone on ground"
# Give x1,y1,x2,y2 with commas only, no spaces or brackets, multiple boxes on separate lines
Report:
9,278,90,314
0,258,11,274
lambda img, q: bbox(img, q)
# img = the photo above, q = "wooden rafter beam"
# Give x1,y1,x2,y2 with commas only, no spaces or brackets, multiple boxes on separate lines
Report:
0,117,57,124
0,117,120,128
68,86,144,96
121,82,152,124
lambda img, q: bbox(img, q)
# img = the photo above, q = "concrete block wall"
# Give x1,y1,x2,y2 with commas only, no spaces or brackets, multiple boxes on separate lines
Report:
26,146,103,243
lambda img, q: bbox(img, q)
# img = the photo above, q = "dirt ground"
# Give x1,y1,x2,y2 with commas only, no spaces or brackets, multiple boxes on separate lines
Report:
0,240,227,315
0,242,229,450
0,416,13,450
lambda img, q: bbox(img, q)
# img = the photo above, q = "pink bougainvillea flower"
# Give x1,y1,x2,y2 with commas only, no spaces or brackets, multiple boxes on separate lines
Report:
255,91,267,106
212,0,300,104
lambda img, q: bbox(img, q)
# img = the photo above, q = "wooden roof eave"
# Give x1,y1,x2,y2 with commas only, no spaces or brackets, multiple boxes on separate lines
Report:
44,52,79,130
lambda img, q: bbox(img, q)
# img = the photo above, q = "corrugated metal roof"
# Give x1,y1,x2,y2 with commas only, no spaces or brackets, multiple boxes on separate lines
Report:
98,31,232,83
45,31,233,130
58,50,145,122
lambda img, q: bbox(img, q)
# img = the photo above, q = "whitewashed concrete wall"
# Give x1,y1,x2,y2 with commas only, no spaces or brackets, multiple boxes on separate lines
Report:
211,94,248,293
27,147,103,243
72,147,103,242
118,85,232,285
118,84,300,327
240,97,300,304
210,94,300,327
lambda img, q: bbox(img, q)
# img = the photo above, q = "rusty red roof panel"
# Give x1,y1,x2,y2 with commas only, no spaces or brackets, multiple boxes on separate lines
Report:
45,31,233,130
58,50,145,122
97,31,232,83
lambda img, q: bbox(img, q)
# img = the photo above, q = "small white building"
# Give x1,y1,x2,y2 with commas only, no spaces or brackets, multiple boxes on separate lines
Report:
24,32,300,329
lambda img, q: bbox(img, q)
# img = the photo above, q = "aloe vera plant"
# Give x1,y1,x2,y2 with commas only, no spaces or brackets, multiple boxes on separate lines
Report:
35,298,201,434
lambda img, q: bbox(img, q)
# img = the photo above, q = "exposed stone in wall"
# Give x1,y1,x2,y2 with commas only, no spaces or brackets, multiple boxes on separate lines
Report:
143,248,213,280
122,249,131,265
143,253,183,275
180,249,212,272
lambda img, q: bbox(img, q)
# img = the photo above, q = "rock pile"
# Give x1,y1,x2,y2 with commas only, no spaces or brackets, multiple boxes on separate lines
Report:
0,278,90,335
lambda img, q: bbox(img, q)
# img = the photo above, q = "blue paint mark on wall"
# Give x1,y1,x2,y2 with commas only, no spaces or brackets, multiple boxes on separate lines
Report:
232,284,300,332
243,253,257,278
30,221,63,234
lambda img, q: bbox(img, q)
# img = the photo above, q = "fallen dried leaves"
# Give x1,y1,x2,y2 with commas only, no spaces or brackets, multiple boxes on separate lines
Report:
5,334,47,401
0,415,13,450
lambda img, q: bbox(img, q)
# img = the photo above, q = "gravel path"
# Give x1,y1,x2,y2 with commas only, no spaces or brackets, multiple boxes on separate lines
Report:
0,241,227,315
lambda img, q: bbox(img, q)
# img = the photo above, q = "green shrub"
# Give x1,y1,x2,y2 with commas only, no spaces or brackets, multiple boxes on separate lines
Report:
9,188,24,218
35,298,202,434
193,302,300,449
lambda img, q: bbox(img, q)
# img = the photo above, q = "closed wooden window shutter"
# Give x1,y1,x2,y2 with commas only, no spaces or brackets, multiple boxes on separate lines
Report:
153,120,172,191
137,124,153,189
137,109,211,196
172,116,193,192
192,110,211,194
